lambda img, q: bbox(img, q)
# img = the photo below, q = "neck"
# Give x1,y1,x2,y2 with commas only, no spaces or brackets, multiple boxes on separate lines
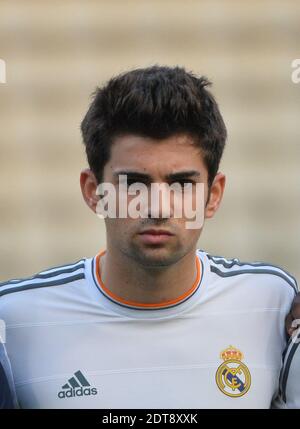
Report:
97,246,200,306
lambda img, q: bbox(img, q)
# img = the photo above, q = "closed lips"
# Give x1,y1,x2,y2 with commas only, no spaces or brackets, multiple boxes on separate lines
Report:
139,230,173,235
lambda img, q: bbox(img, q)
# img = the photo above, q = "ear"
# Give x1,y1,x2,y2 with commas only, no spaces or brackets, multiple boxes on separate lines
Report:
205,172,226,219
80,168,100,213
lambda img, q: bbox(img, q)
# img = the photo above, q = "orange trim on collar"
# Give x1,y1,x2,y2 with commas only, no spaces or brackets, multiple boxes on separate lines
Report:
94,250,201,308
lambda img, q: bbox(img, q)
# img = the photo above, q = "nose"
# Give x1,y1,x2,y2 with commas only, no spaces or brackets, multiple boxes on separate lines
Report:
146,182,173,219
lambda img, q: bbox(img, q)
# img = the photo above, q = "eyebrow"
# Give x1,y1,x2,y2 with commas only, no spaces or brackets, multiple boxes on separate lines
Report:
113,170,201,181
166,170,201,180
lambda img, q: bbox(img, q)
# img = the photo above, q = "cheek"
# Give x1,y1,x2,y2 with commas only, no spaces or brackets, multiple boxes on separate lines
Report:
176,223,201,240
106,218,134,237
179,184,207,212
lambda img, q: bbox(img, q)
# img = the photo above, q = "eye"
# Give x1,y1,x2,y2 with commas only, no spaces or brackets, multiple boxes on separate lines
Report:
175,180,195,187
126,179,149,187
126,179,139,186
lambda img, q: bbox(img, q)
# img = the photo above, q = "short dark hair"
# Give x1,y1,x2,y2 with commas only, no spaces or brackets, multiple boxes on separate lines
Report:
81,65,227,187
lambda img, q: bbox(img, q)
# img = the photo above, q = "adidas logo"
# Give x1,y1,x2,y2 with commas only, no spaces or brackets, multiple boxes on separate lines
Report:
58,370,98,399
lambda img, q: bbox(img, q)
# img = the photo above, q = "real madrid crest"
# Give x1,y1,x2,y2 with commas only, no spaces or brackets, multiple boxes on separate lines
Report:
215,346,251,397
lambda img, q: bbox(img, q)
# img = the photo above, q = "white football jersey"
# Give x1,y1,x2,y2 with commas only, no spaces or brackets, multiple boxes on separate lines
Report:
0,249,298,409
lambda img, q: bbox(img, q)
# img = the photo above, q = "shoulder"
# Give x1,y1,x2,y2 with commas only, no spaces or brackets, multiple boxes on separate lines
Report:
0,258,86,305
197,249,298,296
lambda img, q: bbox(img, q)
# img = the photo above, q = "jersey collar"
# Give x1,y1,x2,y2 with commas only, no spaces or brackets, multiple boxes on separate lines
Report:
89,250,205,319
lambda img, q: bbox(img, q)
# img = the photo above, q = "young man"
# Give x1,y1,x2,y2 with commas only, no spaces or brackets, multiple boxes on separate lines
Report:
0,66,298,408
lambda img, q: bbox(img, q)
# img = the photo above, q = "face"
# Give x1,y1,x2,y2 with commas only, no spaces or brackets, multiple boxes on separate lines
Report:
80,134,225,267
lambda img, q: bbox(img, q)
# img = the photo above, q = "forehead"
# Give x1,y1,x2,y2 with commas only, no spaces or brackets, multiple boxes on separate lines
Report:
105,134,206,176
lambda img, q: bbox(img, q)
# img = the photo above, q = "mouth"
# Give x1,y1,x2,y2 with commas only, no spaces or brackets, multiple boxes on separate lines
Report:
138,229,174,245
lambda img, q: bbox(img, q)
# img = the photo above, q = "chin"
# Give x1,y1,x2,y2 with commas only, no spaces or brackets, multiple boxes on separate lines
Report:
132,246,183,267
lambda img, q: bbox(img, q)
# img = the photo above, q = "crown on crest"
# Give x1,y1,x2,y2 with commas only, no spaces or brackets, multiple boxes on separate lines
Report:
220,346,243,361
